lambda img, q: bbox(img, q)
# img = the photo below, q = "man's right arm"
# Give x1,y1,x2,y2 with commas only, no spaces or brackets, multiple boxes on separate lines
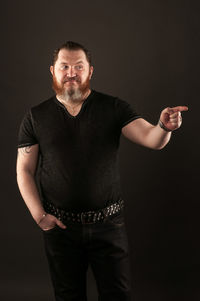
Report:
16,144,46,224
16,144,66,230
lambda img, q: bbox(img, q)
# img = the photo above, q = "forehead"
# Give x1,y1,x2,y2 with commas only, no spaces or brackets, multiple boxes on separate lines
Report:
56,48,88,64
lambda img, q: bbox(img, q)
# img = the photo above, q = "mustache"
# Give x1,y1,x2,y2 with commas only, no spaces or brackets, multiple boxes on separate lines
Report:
63,77,81,83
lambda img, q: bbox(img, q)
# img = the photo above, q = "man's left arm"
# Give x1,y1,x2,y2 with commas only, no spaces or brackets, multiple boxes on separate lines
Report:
122,106,188,150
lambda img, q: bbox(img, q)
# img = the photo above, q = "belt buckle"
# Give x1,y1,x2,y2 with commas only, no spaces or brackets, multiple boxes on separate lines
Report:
80,212,95,224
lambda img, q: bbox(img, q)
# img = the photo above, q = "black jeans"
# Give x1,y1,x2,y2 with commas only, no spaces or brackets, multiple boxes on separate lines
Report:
42,212,133,301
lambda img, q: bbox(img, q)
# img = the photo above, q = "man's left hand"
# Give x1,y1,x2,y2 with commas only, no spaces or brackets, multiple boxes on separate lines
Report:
159,106,188,131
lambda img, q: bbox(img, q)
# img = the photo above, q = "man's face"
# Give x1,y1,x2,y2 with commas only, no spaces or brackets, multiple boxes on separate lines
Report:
50,48,93,101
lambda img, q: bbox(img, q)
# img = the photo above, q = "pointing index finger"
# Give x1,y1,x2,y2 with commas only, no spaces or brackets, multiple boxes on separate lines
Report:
171,106,189,112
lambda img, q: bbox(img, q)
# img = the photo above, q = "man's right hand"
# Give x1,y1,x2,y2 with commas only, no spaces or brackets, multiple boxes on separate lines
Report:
38,213,67,231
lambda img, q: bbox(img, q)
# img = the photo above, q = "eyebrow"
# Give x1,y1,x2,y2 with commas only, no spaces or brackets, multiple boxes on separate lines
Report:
60,60,84,65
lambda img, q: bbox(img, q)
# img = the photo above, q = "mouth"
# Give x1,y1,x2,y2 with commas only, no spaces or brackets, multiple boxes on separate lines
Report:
64,79,79,84
63,81,77,85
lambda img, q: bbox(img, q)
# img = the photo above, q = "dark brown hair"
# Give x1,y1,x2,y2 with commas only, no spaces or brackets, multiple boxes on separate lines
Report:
52,41,92,66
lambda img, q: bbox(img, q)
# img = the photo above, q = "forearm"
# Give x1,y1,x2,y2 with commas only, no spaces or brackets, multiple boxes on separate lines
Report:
145,123,172,150
122,118,172,150
17,171,45,224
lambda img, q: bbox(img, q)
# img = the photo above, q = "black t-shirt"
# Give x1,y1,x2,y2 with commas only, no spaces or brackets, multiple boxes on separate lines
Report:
18,89,141,211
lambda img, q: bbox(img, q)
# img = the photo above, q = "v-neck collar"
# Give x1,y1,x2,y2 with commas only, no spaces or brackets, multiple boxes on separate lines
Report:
54,89,95,118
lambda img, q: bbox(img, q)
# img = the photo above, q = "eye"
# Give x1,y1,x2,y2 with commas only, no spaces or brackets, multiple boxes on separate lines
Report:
75,65,83,70
60,65,68,70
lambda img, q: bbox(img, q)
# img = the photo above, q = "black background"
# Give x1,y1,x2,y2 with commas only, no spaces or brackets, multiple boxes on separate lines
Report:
0,1,199,300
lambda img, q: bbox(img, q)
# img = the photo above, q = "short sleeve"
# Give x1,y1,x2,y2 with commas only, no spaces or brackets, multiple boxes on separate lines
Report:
115,97,141,129
17,110,38,148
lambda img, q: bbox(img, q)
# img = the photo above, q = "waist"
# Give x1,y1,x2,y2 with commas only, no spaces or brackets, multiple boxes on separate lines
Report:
43,199,124,224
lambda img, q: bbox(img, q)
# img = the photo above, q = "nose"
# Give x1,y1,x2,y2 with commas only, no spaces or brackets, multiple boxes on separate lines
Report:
67,66,76,78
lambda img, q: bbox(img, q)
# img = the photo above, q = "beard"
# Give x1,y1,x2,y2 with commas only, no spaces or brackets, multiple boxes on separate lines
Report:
52,72,91,103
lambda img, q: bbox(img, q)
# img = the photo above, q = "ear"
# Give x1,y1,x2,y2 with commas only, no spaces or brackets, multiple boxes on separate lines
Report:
89,66,94,80
50,65,54,75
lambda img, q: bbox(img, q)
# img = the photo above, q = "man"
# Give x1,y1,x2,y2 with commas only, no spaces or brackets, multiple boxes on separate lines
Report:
16,41,188,301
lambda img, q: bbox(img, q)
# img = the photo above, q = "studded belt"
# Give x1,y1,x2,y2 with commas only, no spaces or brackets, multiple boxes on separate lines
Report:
43,199,124,224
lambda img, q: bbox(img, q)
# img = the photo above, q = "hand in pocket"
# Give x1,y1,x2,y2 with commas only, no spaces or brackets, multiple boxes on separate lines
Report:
37,213,66,231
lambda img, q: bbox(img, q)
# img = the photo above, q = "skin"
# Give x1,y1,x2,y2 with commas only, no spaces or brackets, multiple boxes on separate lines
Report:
16,48,188,231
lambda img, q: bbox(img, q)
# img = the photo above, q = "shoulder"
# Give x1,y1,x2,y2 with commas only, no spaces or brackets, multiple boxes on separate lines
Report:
28,96,56,121
93,90,131,105
91,89,120,106
92,90,117,102
31,95,55,113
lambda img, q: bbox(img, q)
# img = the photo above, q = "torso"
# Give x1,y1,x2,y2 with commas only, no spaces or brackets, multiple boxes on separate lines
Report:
21,90,139,211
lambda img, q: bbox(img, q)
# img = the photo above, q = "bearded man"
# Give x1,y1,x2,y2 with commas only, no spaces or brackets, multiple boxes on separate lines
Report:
16,41,188,301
